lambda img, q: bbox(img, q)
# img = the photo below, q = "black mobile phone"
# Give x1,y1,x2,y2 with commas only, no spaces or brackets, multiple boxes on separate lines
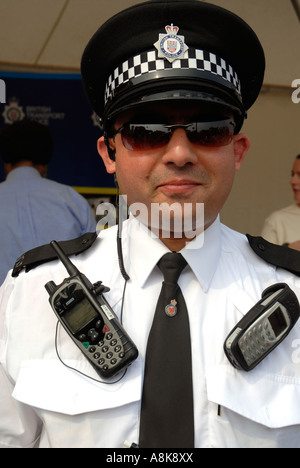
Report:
224,283,300,371
45,241,138,379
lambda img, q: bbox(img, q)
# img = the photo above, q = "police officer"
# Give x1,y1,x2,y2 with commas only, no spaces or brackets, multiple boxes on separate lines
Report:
1,0,300,449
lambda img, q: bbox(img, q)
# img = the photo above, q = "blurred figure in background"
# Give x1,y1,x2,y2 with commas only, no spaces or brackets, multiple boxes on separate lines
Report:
261,155,300,250
0,119,96,284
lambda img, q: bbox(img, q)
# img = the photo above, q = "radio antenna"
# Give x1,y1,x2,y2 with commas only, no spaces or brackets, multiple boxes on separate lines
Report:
50,240,79,277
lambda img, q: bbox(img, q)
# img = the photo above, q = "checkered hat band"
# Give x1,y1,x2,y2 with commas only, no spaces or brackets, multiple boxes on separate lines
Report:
104,48,241,104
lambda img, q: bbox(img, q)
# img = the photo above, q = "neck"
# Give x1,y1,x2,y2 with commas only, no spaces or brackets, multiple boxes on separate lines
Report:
159,236,194,252
5,161,47,177
152,222,211,252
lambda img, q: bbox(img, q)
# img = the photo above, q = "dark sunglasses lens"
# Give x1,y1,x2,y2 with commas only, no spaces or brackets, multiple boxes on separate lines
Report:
120,121,235,150
121,125,170,151
188,121,234,147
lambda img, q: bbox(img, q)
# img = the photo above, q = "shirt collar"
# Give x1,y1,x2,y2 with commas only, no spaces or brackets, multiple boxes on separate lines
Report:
181,216,221,292
124,215,221,291
6,166,41,181
124,216,169,288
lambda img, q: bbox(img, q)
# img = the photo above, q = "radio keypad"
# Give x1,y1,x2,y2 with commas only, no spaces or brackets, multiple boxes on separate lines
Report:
84,323,125,371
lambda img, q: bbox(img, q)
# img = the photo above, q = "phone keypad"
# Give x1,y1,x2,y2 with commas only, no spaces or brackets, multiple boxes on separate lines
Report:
238,321,274,366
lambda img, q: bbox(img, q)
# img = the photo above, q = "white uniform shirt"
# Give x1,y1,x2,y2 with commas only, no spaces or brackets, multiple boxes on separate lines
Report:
1,216,300,448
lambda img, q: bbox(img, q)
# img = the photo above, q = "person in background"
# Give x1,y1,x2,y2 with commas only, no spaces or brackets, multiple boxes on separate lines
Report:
0,119,96,284
261,155,300,250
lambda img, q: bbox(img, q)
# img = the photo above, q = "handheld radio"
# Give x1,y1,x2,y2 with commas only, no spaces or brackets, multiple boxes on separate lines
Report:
45,241,138,379
224,283,300,371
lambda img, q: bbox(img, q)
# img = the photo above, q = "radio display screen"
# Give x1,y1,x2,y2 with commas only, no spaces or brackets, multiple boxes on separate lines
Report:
63,298,98,334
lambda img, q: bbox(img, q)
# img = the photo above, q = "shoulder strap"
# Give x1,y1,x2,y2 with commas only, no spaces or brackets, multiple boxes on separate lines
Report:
247,234,300,277
12,231,98,277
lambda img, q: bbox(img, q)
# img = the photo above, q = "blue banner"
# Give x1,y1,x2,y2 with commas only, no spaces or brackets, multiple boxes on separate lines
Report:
0,72,114,192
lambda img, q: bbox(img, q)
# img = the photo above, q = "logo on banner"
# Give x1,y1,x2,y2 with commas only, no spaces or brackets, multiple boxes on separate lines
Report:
1,96,65,125
2,98,25,123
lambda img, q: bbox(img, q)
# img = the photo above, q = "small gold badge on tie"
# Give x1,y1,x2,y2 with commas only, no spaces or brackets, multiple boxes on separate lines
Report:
165,299,178,317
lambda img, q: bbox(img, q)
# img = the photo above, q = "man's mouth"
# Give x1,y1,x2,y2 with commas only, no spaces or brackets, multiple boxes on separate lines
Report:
157,179,201,195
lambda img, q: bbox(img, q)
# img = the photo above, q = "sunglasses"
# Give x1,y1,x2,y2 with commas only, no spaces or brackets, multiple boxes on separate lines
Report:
110,119,236,151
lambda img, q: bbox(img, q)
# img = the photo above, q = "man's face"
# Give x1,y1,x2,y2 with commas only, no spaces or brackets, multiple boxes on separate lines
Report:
98,101,250,241
291,158,300,205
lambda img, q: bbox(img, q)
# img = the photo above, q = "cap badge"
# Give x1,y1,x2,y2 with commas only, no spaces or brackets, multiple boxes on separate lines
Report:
154,24,188,63
165,299,178,317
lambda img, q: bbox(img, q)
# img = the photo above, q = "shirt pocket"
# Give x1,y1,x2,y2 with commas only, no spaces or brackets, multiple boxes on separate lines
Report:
12,359,142,415
206,365,300,447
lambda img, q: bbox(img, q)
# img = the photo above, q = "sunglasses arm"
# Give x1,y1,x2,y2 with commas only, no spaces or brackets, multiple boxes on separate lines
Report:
104,131,116,161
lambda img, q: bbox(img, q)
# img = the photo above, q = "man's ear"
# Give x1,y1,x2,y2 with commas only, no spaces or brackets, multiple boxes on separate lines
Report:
233,133,250,171
97,135,116,174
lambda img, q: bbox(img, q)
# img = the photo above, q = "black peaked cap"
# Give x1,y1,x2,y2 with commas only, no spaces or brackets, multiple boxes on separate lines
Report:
81,0,265,128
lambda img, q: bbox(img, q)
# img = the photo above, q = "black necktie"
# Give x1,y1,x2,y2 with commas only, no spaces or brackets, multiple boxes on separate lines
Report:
139,252,194,448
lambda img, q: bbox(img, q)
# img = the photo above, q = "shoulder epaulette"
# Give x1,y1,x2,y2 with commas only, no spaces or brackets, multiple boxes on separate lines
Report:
247,234,300,277
12,231,98,278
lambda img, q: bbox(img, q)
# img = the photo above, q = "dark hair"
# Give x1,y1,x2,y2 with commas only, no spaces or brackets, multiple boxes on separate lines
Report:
0,119,53,165
297,155,300,159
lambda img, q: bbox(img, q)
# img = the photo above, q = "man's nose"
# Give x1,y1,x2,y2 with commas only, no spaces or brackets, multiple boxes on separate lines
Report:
161,129,198,167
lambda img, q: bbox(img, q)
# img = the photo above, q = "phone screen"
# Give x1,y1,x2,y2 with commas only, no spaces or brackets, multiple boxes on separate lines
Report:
268,307,287,337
